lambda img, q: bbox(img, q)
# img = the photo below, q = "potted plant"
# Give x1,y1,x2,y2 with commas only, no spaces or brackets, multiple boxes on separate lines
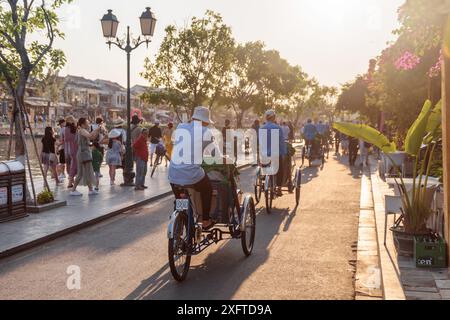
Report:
334,99,442,256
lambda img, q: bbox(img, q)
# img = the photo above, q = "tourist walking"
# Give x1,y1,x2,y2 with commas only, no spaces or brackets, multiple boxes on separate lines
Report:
148,121,162,166
132,128,149,190
56,119,66,180
106,129,124,186
63,116,78,188
41,126,60,185
91,142,104,191
162,122,174,166
348,136,359,166
70,118,102,196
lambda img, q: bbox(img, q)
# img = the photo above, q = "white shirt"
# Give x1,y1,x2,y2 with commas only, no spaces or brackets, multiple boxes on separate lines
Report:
168,121,219,186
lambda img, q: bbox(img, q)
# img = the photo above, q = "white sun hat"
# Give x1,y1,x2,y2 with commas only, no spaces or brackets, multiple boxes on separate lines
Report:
108,128,122,139
192,106,214,124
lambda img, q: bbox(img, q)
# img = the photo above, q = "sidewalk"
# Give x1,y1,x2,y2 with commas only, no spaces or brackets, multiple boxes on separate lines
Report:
0,157,253,259
360,156,450,300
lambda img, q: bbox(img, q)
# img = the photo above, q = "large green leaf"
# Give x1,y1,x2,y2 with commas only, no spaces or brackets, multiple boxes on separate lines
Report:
405,100,433,156
333,122,396,153
424,100,442,142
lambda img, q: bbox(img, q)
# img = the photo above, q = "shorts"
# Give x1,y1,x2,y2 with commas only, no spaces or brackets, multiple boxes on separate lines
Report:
41,152,58,167
149,143,158,154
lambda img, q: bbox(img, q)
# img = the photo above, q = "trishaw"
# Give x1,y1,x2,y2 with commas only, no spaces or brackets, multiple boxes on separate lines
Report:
301,136,326,168
167,163,256,282
254,143,302,214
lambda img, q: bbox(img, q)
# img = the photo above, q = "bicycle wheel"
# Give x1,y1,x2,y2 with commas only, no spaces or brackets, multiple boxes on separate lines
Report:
254,175,262,203
301,147,305,166
151,155,161,178
168,212,191,282
241,197,256,256
265,176,274,214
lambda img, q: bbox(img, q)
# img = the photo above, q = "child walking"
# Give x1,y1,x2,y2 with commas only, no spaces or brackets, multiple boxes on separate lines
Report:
92,142,104,191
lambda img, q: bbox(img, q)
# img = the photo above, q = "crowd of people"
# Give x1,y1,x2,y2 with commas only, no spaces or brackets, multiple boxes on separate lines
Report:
40,114,175,196
39,108,368,203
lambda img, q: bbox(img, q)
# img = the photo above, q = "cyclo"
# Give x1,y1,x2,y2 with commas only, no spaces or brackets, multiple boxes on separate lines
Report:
167,163,256,282
301,135,326,168
254,142,302,213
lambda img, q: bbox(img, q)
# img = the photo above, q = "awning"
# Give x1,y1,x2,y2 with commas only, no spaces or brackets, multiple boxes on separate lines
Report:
24,98,49,107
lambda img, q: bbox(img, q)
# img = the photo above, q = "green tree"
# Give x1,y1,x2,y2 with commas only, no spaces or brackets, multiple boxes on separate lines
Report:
256,49,301,113
0,0,70,160
220,41,266,128
142,10,235,117
36,70,64,104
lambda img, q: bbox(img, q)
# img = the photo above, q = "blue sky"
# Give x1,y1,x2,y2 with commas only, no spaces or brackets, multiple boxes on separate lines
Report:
55,0,405,88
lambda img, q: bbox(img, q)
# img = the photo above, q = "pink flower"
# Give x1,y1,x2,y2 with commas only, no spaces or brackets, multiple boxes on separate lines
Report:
394,51,421,71
427,51,443,78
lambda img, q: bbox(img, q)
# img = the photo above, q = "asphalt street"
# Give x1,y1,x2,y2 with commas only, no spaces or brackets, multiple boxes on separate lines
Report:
0,154,361,300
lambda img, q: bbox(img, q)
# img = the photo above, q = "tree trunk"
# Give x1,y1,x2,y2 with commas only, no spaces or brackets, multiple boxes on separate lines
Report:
236,111,244,129
13,88,25,162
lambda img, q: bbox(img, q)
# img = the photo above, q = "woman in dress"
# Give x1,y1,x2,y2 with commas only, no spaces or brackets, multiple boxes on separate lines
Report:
70,118,102,196
41,126,60,184
106,129,123,186
63,116,78,188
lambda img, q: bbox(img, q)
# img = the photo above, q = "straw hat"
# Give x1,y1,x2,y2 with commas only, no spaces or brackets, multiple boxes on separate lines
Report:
113,118,125,128
192,106,213,124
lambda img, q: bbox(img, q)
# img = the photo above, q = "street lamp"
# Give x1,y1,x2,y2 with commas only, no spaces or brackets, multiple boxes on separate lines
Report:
100,8,157,186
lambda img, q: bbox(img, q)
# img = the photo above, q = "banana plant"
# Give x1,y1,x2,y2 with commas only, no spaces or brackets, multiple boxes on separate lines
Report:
333,99,442,233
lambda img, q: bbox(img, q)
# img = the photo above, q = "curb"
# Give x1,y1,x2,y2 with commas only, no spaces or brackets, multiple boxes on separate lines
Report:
0,164,252,260
354,168,383,300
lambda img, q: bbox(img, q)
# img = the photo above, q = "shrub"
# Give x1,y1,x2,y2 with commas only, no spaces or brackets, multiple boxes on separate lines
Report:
37,189,54,205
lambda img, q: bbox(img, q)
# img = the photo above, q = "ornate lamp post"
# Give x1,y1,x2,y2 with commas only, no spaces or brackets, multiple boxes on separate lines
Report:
100,8,157,186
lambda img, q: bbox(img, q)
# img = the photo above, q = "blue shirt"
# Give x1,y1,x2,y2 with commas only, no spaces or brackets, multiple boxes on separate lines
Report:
303,123,317,140
316,123,326,135
259,121,287,157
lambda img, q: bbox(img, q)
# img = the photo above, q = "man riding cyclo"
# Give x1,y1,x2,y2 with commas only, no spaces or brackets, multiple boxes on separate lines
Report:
302,119,318,156
168,106,221,231
315,120,329,150
259,109,289,197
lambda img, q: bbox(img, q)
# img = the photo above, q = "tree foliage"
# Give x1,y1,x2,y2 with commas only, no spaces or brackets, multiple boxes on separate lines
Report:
0,0,70,158
142,10,235,117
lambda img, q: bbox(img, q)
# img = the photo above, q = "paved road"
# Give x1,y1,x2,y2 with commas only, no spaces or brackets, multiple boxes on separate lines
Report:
0,155,361,300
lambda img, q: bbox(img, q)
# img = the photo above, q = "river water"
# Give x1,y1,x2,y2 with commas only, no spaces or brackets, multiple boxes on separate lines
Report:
0,137,44,175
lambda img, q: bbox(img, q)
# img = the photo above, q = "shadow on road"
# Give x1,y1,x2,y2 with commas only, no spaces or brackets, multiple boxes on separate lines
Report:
301,166,319,184
334,153,363,180
125,207,289,300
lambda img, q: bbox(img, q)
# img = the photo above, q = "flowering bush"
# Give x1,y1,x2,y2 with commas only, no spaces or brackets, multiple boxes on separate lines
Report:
428,51,443,78
394,51,421,71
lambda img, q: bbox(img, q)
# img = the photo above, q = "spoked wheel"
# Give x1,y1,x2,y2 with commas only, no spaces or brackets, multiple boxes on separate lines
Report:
264,176,274,214
241,197,256,256
301,147,305,166
151,155,161,178
168,213,191,282
254,176,262,203
294,168,302,207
